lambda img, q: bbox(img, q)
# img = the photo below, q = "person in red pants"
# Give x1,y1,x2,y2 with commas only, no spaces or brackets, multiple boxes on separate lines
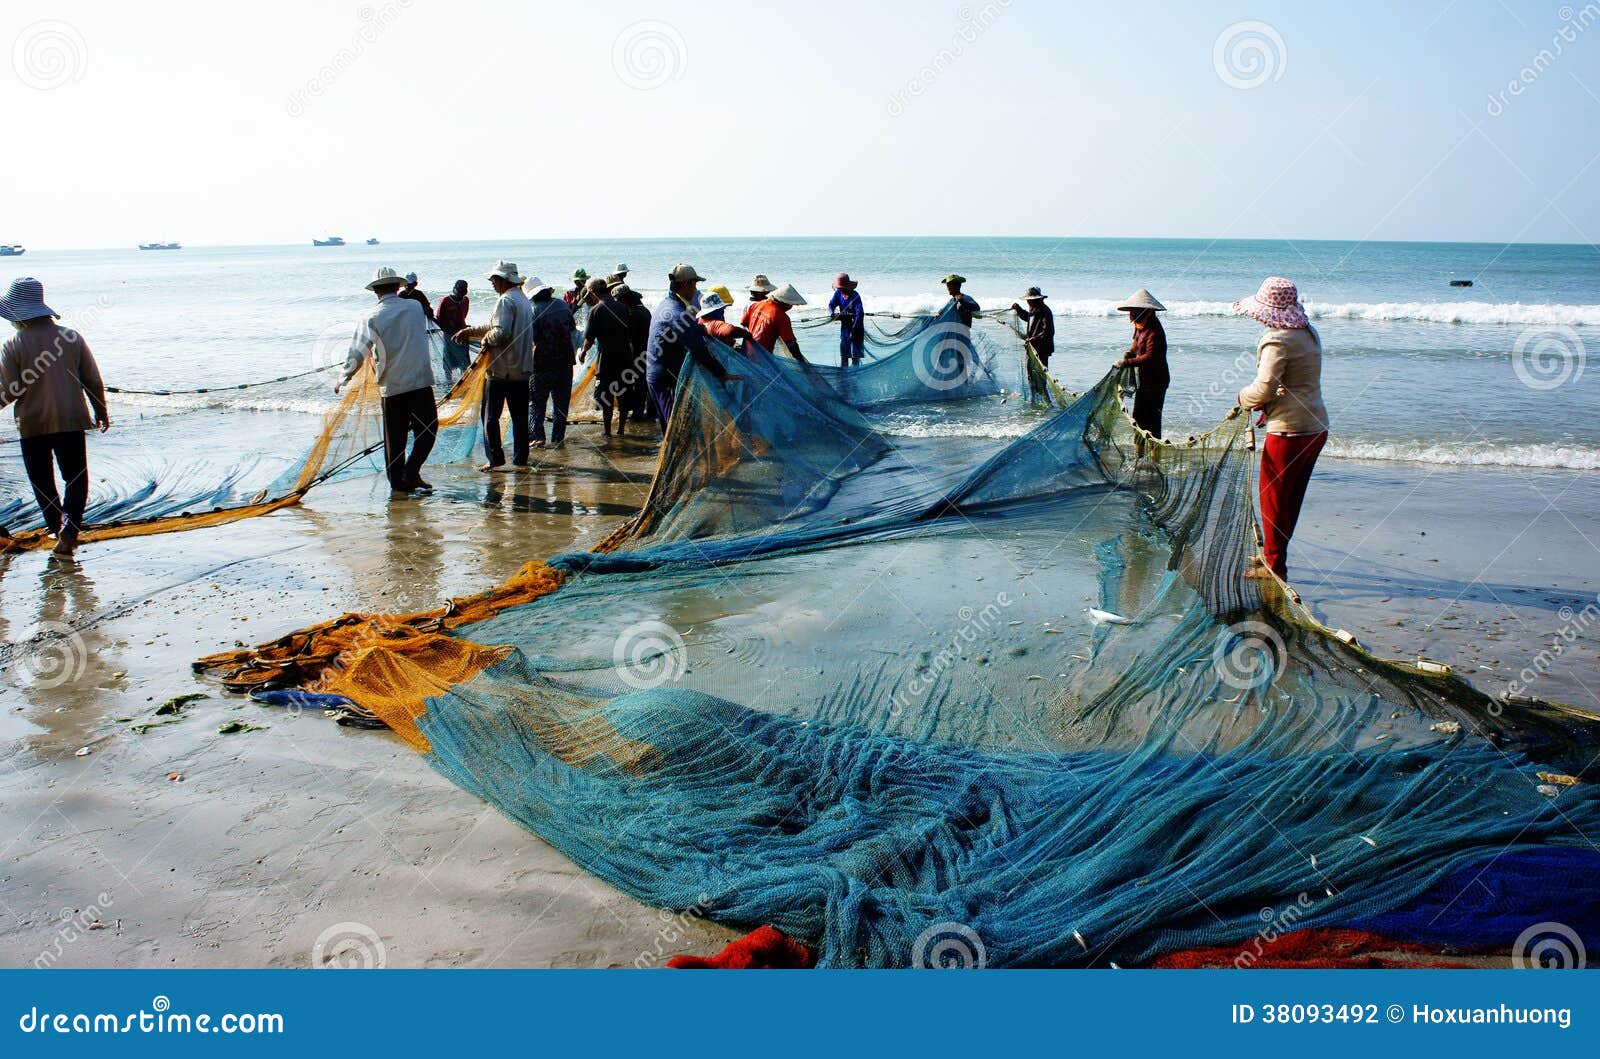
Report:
1234,277,1329,580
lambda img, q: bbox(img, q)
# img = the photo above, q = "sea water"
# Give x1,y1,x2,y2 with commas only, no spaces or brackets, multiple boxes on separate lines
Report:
3,236,1597,475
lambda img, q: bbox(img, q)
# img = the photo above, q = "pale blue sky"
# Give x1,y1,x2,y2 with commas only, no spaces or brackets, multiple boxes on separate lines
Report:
2,0,1598,248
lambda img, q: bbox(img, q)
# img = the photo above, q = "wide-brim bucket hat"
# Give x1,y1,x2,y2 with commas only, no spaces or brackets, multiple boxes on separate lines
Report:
1021,286,1047,301
487,260,524,285
1116,288,1166,313
834,272,858,290
0,277,56,321
365,266,406,291
522,275,552,296
1233,276,1309,329
748,274,777,294
768,283,807,307
942,273,967,286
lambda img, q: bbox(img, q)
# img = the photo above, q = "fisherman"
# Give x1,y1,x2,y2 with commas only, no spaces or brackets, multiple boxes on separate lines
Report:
578,277,635,438
564,268,590,310
529,276,578,448
606,263,630,290
1113,288,1169,437
746,283,808,363
647,264,741,427
696,287,755,347
828,273,865,367
452,261,533,470
1234,276,1329,581
339,267,438,495
0,278,109,556
399,271,437,325
1010,286,1055,367
943,274,980,328
436,280,472,384
742,274,776,329
614,284,655,431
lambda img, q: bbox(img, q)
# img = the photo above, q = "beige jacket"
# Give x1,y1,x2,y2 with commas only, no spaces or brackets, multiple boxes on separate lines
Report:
1238,325,1328,434
0,320,107,439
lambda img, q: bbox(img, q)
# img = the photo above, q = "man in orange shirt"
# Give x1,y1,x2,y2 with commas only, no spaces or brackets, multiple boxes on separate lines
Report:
745,283,808,363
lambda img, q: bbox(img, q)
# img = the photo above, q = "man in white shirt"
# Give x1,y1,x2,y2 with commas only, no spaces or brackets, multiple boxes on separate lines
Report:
338,266,438,495
453,260,534,470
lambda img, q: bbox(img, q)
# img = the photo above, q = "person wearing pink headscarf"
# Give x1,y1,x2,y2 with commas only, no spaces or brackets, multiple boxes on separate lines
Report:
1234,277,1329,581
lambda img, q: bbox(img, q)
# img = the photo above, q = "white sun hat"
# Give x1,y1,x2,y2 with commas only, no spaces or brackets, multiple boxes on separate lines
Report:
486,260,524,285
365,266,407,291
767,283,807,307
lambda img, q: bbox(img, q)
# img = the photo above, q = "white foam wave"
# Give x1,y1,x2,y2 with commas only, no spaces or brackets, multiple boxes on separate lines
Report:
1323,439,1600,471
822,293,1600,328
109,391,341,415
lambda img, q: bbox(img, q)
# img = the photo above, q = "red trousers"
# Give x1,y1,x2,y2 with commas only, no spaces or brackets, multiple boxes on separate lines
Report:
1259,431,1326,578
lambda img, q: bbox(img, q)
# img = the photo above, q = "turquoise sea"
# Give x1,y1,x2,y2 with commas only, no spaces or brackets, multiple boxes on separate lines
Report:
3,236,1598,473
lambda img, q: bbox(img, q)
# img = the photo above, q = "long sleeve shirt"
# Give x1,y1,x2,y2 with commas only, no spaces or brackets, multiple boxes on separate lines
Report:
1122,317,1169,390
947,294,980,328
530,296,577,376
484,288,535,380
0,321,107,438
827,289,865,337
399,287,436,325
1014,302,1054,355
345,293,435,397
436,293,470,334
1238,326,1329,434
647,294,727,383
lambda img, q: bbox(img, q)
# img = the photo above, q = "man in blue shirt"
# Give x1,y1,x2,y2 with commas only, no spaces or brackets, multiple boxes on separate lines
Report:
827,272,865,367
646,264,740,429
528,278,577,448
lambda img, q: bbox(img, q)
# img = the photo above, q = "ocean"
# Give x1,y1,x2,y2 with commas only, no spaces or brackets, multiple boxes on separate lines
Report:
3,236,1598,474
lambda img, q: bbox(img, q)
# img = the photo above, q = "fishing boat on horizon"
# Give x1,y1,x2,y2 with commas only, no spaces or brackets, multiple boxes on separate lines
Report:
138,242,182,251
0,244,24,257
366,237,380,245
313,236,346,247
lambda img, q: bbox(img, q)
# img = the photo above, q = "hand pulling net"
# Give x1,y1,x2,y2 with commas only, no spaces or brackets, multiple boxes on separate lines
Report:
194,305,1600,966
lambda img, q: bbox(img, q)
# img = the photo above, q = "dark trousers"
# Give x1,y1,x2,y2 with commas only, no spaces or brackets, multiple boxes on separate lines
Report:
20,430,89,535
530,371,572,444
1132,385,1166,438
1259,431,1328,578
482,378,530,466
839,329,864,366
382,387,438,490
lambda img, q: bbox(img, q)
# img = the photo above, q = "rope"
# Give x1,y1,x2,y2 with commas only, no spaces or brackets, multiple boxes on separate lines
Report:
105,363,338,396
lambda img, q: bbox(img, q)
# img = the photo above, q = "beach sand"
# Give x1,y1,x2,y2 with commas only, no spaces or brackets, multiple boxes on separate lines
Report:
0,425,1595,968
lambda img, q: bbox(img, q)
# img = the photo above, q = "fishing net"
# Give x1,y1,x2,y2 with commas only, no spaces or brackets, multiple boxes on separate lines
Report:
195,307,1600,967
0,334,489,552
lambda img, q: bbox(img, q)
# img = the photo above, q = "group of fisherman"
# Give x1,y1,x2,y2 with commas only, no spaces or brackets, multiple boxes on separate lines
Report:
0,268,1325,580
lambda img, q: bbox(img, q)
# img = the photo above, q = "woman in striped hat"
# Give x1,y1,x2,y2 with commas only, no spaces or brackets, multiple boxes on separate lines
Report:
0,278,110,556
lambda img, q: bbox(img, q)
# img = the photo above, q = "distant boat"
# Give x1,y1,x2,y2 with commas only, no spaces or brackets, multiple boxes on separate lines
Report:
313,236,346,247
366,238,380,245
138,242,182,251
1449,279,1473,287
0,244,24,257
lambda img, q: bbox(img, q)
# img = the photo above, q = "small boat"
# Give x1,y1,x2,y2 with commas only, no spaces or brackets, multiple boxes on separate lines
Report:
1449,279,1473,287
366,238,380,245
138,242,182,251
313,236,346,247
0,245,24,257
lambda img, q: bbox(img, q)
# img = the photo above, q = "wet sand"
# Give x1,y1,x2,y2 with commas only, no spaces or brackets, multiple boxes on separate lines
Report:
0,423,1595,968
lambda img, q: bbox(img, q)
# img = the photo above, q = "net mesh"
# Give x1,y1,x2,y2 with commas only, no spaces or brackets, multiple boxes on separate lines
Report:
193,310,1600,966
